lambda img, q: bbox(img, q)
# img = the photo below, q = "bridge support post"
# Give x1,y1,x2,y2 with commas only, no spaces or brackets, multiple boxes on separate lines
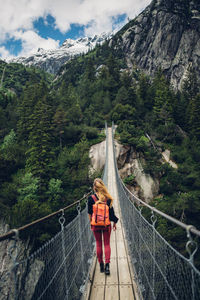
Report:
59,210,69,300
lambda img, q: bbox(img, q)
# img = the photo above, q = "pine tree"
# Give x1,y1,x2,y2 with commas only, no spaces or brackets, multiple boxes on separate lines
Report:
115,86,129,105
53,107,67,148
17,81,48,140
103,92,112,114
153,71,173,124
182,66,200,130
173,92,188,130
84,58,95,81
67,103,83,125
189,93,200,140
106,53,119,82
26,91,55,191
182,66,199,100
137,73,154,112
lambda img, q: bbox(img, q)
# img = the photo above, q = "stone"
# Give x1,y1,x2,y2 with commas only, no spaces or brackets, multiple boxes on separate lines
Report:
0,220,44,300
116,0,200,90
89,139,159,203
89,140,106,174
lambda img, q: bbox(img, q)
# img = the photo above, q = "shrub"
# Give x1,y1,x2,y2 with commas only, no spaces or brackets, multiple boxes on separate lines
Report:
123,174,135,185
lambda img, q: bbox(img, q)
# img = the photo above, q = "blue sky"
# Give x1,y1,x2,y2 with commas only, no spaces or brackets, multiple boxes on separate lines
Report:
0,0,151,60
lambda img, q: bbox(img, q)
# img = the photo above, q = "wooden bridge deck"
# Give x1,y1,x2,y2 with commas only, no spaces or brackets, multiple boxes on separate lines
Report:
85,128,139,300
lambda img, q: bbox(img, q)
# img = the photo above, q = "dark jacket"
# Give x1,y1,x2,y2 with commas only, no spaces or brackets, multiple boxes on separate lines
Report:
88,194,119,223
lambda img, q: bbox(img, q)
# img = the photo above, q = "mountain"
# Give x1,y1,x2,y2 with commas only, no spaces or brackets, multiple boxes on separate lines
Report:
9,33,112,74
111,0,200,90
1,0,200,284
7,1,200,89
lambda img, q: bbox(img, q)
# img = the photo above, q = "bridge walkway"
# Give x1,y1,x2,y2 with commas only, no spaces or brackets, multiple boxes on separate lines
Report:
86,128,139,300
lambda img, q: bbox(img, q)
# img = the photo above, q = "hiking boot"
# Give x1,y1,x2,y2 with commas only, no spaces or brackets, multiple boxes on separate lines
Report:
105,263,110,275
100,262,104,273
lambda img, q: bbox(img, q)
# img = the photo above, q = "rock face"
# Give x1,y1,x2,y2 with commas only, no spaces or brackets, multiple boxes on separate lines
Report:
89,140,106,174
115,142,159,203
0,220,43,300
89,140,159,202
9,33,112,74
114,0,200,90
0,220,25,300
162,149,178,169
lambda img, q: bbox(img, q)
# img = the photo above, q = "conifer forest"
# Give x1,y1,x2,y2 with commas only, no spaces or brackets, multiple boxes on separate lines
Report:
0,33,200,263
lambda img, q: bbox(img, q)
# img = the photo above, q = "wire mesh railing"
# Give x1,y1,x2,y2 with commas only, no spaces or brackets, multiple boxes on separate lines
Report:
0,196,95,300
111,122,200,300
0,123,109,300
102,121,108,186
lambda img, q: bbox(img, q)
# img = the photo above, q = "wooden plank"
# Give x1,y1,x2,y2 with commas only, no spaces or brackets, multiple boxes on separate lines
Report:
105,284,119,300
87,128,139,300
106,257,118,285
110,230,115,240
110,229,115,243
114,224,121,235
90,285,105,300
93,265,105,286
82,256,97,300
119,285,135,300
115,224,127,258
120,222,141,300
126,256,142,300
110,233,117,259
117,241,126,258
118,257,132,285
126,255,142,300
115,226,123,237
110,243,117,259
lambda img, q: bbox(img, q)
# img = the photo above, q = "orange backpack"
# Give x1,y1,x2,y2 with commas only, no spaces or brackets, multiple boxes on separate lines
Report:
91,195,111,227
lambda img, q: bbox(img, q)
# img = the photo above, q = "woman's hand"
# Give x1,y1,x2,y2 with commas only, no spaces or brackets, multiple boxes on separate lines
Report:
113,223,117,231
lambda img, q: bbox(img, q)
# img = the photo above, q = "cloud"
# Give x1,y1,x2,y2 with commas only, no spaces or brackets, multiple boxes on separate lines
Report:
0,0,151,58
0,46,15,60
0,0,46,41
82,0,151,35
13,30,60,56
47,0,151,34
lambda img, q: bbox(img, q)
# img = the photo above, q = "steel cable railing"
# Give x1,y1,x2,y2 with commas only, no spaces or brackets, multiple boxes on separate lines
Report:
102,121,108,186
0,194,95,300
0,123,109,300
111,122,200,300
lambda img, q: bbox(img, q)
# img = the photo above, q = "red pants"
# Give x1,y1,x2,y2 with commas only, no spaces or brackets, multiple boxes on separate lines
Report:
92,225,111,264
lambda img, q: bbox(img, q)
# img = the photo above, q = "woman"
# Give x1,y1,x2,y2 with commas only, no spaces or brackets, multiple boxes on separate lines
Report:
88,178,118,275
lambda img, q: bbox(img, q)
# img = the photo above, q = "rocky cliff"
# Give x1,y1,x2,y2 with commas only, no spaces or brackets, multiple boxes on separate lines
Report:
113,0,200,90
0,220,44,300
89,140,159,202
89,140,106,174
115,142,159,203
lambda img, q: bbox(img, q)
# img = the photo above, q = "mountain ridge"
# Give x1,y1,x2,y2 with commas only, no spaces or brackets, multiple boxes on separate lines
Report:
8,32,112,74
112,0,200,90
6,0,200,90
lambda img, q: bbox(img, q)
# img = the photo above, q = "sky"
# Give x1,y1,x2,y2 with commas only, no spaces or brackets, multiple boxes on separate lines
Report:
0,0,151,60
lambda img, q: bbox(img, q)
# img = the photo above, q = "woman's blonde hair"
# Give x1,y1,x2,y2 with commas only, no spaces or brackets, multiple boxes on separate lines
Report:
93,178,113,207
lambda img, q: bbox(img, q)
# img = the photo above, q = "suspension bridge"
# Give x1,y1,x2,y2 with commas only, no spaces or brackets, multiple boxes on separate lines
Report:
0,124,200,300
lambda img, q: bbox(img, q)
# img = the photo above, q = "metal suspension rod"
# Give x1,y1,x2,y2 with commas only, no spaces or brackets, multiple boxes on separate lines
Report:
0,190,92,242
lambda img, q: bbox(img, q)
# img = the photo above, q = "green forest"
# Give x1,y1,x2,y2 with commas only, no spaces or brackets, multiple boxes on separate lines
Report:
0,36,200,259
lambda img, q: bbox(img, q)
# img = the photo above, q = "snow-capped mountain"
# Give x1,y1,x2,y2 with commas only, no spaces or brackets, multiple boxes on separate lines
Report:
9,33,112,74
